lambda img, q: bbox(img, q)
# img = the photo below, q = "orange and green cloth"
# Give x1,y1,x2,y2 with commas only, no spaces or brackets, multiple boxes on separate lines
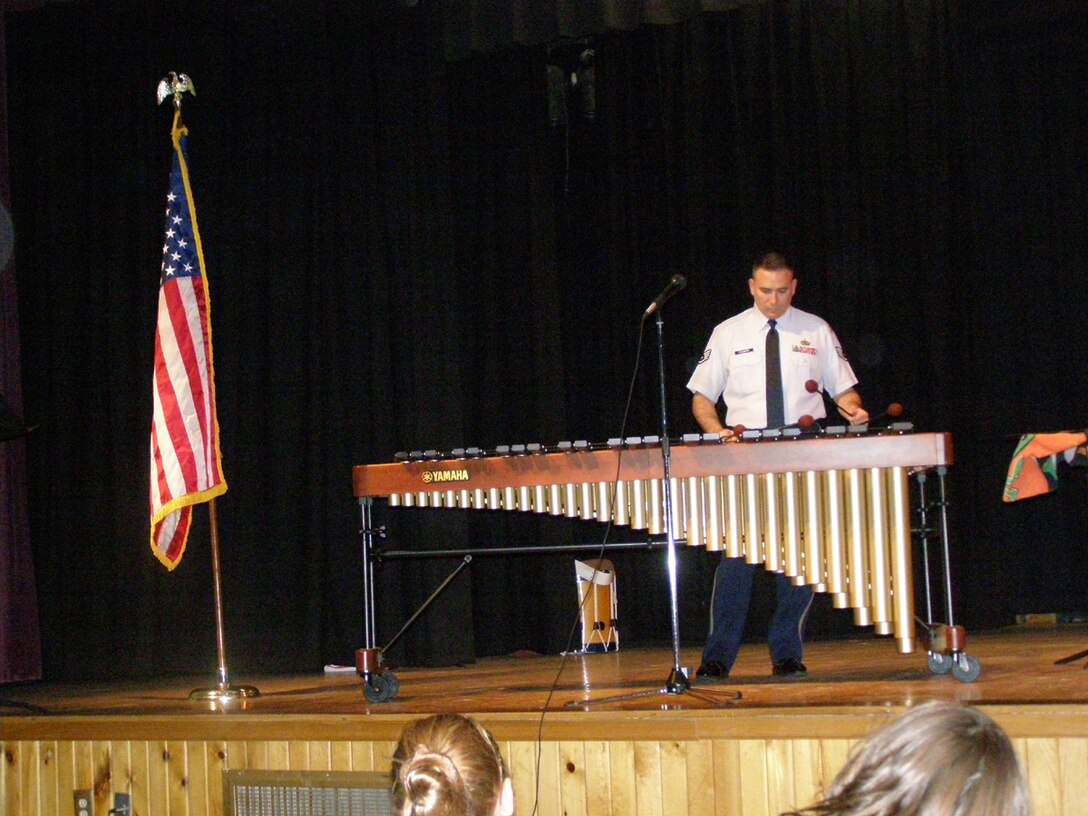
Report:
1003,432,1088,502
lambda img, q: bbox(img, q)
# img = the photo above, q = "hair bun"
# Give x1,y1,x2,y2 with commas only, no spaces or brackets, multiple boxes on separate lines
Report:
402,751,467,815
392,715,507,816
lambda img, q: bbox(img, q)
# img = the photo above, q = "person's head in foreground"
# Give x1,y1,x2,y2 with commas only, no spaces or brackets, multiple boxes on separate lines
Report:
392,713,514,816
784,701,1031,816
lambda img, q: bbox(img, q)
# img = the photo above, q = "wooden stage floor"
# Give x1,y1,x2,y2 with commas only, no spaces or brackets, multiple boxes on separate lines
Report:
5,624,1088,816
4,623,1088,720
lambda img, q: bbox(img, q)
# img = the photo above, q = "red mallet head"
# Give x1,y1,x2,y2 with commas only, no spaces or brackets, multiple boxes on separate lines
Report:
798,414,815,429
887,402,904,418
805,379,819,393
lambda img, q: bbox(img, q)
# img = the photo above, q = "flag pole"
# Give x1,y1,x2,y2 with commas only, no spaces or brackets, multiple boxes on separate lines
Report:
152,72,257,703
189,497,258,702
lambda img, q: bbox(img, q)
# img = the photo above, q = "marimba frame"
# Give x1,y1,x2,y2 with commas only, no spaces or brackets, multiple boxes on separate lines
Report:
352,429,979,700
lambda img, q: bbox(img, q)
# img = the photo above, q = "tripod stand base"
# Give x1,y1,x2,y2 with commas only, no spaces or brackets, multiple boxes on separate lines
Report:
564,667,742,709
1054,648,1088,667
664,665,690,692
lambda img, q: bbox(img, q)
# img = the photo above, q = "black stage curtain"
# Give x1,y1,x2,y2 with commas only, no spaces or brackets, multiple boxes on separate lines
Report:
0,4,42,683
4,0,1087,681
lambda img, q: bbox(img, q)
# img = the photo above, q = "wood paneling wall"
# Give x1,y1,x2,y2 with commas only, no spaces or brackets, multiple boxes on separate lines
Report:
5,731,1088,816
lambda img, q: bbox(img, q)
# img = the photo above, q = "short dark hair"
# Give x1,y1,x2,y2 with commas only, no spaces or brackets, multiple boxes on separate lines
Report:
753,251,793,274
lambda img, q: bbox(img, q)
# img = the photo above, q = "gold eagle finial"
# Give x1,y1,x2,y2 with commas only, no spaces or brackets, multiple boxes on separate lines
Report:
156,72,196,110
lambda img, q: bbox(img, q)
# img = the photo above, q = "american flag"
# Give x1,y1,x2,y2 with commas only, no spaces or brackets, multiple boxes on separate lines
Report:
149,115,227,570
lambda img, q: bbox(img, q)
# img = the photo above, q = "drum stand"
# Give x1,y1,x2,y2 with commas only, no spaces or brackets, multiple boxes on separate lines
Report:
566,309,741,708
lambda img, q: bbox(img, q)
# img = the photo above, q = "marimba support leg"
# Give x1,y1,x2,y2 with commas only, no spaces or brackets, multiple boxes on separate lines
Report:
915,467,980,683
354,498,473,702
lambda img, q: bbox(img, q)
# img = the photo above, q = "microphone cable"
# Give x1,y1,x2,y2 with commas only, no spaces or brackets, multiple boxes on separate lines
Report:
528,312,650,816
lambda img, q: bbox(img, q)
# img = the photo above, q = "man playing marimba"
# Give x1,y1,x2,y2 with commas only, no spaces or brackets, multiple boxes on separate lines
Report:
687,251,869,680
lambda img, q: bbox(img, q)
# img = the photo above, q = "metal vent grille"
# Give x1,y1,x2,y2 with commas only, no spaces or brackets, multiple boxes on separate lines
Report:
224,770,395,816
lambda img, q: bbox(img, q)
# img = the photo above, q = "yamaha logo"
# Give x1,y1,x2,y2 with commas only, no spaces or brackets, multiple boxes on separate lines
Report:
421,469,470,484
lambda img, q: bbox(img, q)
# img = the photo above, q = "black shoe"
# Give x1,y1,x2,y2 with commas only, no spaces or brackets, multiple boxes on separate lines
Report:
695,660,730,683
772,658,807,678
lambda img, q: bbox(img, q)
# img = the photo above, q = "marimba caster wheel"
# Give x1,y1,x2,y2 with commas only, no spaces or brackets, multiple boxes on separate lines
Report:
363,671,400,703
385,672,401,698
927,652,953,675
952,654,981,684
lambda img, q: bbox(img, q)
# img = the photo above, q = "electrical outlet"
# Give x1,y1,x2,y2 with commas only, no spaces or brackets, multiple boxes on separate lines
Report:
73,789,93,816
112,792,131,816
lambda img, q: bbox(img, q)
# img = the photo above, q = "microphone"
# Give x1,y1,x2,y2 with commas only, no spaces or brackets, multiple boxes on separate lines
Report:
644,274,688,317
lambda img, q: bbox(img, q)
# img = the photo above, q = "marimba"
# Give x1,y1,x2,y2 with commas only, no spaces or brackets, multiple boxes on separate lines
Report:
353,428,955,664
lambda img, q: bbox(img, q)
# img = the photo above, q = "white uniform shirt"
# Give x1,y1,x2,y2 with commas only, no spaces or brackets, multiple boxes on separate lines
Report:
687,306,858,429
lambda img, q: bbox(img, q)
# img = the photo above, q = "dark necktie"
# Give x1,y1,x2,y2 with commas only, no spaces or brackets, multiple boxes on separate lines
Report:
765,319,784,428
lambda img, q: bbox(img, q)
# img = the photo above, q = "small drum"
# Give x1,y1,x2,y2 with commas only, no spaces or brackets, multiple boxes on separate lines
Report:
575,558,619,653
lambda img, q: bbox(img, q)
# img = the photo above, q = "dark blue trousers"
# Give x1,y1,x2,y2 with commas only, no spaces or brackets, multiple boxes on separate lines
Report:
702,555,813,674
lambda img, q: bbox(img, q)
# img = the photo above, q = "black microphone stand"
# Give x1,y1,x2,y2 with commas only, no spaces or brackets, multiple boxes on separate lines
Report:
566,306,740,708
655,308,689,694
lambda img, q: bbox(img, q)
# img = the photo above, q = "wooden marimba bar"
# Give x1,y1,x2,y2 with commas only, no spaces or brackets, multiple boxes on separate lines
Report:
353,430,954,654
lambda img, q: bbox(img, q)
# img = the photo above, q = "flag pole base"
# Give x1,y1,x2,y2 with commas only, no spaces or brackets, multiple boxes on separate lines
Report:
189,683,261,703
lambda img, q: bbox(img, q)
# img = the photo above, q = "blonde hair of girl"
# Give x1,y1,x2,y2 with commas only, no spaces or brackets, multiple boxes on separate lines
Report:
783,701,1031,816
392,713,514,816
